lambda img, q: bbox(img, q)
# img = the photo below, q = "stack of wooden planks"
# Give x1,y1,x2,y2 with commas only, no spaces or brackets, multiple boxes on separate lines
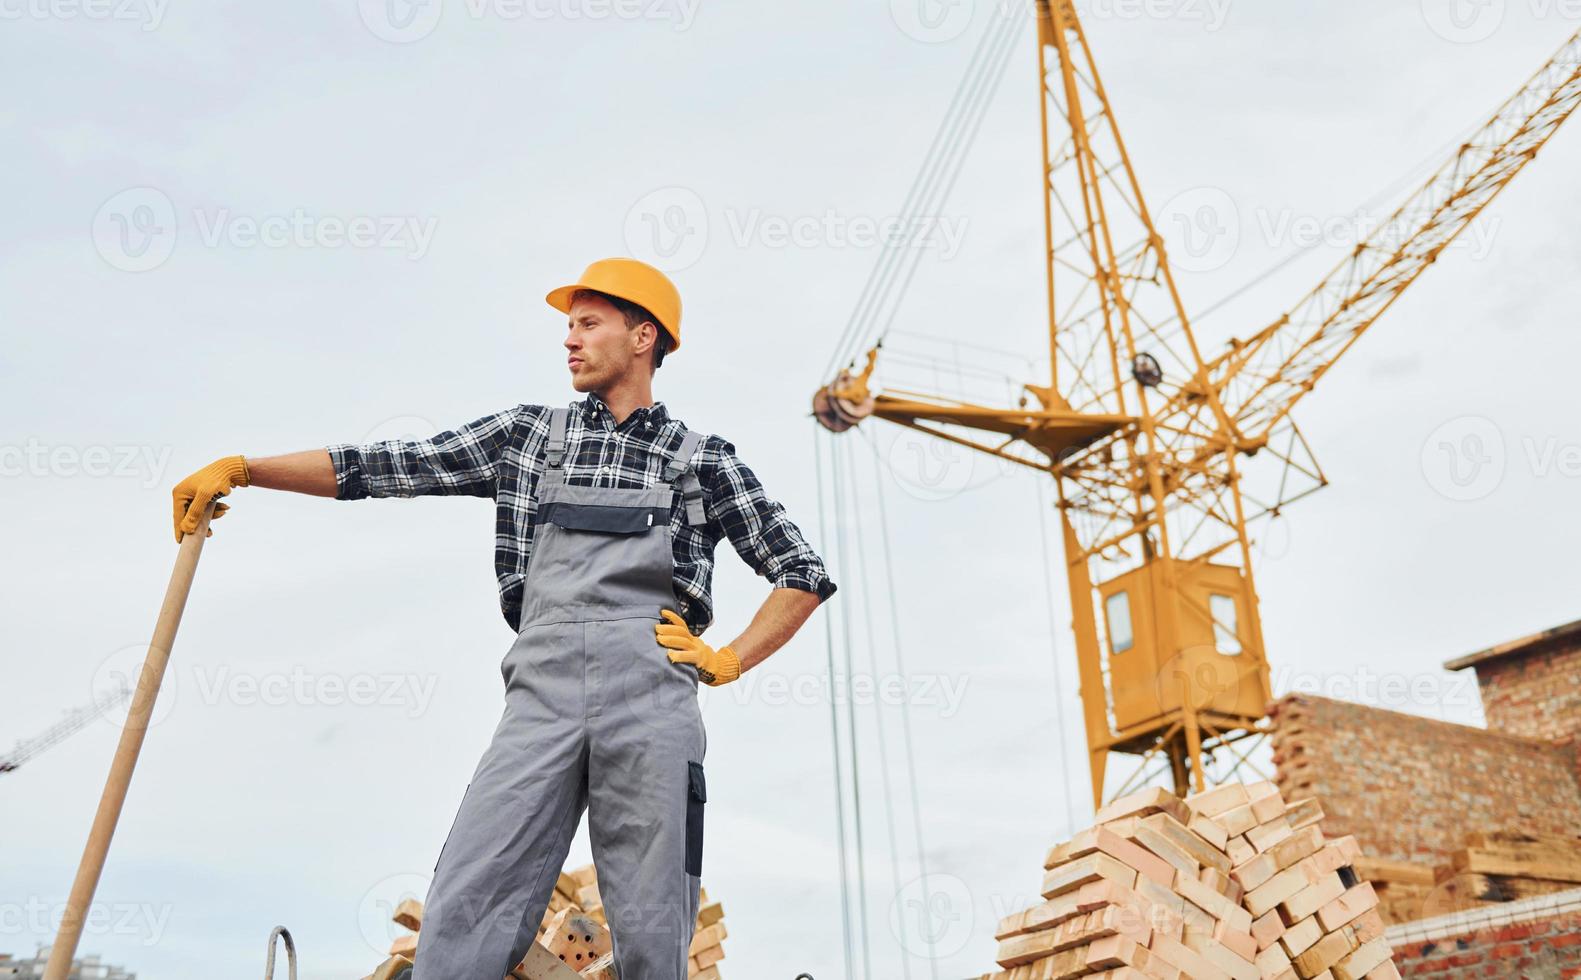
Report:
361,860,727,979
1430,830,1581,912
983,782,1399,979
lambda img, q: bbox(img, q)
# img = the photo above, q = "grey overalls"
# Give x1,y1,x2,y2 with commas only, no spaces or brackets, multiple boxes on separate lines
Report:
412,406,709,980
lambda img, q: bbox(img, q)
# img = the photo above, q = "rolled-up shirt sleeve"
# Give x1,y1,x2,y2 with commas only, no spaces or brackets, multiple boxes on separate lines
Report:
704,437,837,603
326,407,519,500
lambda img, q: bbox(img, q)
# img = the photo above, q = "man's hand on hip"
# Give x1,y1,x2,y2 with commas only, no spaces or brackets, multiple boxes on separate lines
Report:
171,455,249,542
654,609,741,687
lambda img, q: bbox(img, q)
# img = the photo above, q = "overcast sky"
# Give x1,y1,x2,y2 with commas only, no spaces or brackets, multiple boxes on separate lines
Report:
4,2,1580,978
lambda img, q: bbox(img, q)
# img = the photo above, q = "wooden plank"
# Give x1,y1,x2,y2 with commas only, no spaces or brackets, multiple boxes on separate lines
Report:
1331,939,1393,980
1094,787,1192,827
391,898,423,932
513,943,586,980
1453,846,1581,883
1041,852,1138,899
1350,857,1434,887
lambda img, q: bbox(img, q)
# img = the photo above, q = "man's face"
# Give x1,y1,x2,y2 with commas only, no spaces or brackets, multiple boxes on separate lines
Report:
565,295,651,392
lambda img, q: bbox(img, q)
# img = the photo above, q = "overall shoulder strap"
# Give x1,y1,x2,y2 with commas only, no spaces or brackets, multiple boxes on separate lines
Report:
661,428,707,526
542,407,570,487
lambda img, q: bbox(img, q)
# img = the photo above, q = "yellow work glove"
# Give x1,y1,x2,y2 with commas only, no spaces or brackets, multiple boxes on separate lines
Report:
171,455,250,543
654,609,741,686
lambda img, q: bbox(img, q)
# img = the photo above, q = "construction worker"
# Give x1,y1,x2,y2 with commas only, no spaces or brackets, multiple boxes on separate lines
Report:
170,257,837,979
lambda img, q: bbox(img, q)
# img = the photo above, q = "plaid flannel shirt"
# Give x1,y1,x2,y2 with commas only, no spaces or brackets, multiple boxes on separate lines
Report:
326,391,837,635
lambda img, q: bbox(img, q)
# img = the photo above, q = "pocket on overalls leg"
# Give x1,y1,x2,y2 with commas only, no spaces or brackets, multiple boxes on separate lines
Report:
685,761,706,877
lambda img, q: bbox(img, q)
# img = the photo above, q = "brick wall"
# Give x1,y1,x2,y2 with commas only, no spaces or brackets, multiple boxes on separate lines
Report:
1393,911,1581,977
1472,640,1581,743
1388,890,1581,978
1269,694,1581,866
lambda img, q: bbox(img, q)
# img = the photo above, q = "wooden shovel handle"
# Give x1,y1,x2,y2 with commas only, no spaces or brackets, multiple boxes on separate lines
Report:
44,498,218,980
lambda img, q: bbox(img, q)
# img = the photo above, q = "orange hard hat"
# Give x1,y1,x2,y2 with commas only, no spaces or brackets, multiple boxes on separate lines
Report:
546,257,683,354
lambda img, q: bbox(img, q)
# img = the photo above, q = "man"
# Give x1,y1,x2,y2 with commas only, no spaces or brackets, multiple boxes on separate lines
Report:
170,257,837,979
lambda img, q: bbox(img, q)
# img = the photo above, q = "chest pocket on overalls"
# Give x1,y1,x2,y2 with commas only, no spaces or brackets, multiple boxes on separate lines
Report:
538,499,671,534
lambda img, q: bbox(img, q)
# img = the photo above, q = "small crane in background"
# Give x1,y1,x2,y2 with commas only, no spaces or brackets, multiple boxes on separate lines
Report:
1,683,130,775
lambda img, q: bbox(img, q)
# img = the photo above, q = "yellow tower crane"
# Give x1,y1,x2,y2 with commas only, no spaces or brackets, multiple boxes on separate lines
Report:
814,2,1581,810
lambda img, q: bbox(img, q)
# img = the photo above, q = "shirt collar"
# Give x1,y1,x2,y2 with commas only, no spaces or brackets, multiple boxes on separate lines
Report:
580,391,670,430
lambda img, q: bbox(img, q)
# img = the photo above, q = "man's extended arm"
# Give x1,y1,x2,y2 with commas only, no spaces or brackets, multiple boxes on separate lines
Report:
169,409,518,540
248,450,338,496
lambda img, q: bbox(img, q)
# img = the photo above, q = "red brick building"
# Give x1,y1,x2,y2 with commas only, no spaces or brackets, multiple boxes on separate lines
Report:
1269,616,1581,977
1444,617,1581,744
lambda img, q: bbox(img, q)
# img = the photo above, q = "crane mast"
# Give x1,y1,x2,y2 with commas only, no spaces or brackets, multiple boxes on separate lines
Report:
814,6,1581,808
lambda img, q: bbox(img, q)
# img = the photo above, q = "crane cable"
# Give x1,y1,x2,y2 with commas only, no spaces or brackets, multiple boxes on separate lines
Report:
1035,475,1079,835
822,0,1028,382
828,433,874,980
812,428,857,980
859,425,941,979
